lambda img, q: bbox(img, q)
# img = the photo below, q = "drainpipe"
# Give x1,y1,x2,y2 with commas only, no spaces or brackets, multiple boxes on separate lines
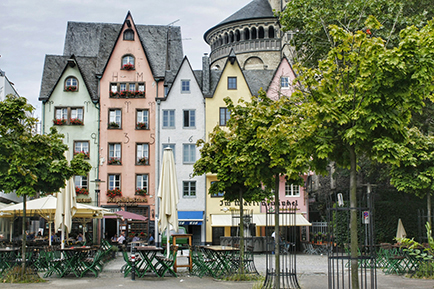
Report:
202,97,206,245
155,79,161,247
94,74,102,243
41,101,46,135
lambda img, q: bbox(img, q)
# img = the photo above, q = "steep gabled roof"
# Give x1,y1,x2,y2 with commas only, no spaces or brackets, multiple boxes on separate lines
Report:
244,69,275,96
204,0,275,40
39,55,98,102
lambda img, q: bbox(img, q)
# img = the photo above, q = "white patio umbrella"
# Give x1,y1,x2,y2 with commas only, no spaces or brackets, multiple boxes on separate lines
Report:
55,151,77,249
157,147,179,257
396,218,407,241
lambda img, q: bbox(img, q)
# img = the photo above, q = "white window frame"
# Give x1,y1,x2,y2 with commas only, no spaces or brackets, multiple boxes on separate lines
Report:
109,109,122,127
183,144,196,164
183,181,196,197
136,109,149,129
281,77,289,89
162,110,175,128
55,108,68,120
74,175,88,189
183,110,196,128
74,141,89,154
181,79,190,93
136,174,148,190
122,55,135,66
136,143,149,164
285,183,300,197
108,174,121,190
109,143,121,159
71,108,83,120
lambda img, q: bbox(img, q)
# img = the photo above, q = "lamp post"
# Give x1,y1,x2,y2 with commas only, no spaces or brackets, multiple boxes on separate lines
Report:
91,179,105,244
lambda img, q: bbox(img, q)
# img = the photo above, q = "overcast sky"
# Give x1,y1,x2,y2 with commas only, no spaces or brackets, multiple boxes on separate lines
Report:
0,0,251,118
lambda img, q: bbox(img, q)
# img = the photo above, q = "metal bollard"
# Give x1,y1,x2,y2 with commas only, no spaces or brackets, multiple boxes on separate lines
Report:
131,253,136,280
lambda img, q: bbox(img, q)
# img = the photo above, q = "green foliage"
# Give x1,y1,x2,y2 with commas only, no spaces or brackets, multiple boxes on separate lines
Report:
399,223,434,278
0,94,91,196
279,0,434,68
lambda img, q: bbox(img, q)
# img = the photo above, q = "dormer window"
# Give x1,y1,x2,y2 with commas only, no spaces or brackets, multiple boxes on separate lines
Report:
123,29,134,41
122,55,135,70
65,77,78,92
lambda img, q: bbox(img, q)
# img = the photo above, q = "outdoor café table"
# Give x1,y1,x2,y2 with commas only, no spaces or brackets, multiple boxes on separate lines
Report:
56,246,93,277
134,246,163,277
201,245,240,277
0,247,20,272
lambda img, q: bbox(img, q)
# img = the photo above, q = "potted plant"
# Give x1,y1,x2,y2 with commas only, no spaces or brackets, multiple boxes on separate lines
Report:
110,245,119,258
110,91,119,98
107,188,122,198
108,157,121,165
135,188,147,196
65,85,77,92
137,156,148,165
122,63,135,70
70,118,84,125
53,119,66,125
109,122,120,129
136,122,148,129
75,187,89,195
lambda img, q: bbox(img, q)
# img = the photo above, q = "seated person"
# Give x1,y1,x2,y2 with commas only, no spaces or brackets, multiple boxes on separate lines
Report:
148,234,155,245
132,233,140,242
117,232,126,245
77,233,84,241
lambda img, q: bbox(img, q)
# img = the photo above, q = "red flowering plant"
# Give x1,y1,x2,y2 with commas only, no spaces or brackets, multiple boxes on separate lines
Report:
119,90,133,98
75,187,89,195
65,85,77,92
107,188,122,198
70,118,83,125
108,157,121,165
122,63,135,70
135,90,145,97
128,231,135,238
135,188,147,196
137,156,148,165
136,122,148,129
140,232,147,238
110,91,119,97
53,119,67,125
74,150,90,159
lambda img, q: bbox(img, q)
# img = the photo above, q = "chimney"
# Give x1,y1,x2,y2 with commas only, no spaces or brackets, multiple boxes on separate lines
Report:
202,53,210,95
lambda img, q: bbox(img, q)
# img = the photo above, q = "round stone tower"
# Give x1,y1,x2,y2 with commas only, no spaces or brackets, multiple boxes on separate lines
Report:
204,0,291,71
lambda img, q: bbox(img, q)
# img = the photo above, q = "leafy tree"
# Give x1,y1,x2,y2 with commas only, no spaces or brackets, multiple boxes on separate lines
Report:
390,128,434,228
284,19,434,287
279,0,434,68
0,94,91,274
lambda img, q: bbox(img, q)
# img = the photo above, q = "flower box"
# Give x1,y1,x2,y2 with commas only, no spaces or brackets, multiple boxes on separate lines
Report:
119,90,133,98
135,91,145,97
110,91,119,98
108,157,121,165
109,122,120,129
70,118,83,125
135,188,147,196
53,119,66,125
107,188,122,198
75,187,89,195
137,157,148,165
122,63,135,70
136,122,148,129
65,85,77,92
74,150,90,159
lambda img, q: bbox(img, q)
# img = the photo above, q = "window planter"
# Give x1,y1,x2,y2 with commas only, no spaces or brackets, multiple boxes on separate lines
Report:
110,91,119,98
107,188,122,198
109,122,120,129
134,91,145,97
122,63,135,70
108,157,122,165
136,122,148,130
75,187,89,195
74,151,90,159
137,157,148,165
70,118,84,125
135,188,147,196
53,119,67,125
65,85,77,92
119,91,133,98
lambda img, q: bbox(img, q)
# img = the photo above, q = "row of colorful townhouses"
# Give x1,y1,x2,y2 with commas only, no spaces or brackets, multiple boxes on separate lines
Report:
38,1,311,246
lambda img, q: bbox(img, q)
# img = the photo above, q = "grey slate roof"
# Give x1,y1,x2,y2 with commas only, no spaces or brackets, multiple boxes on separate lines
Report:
244,70,274,96
40,18,183,101
39,55,99,102
204,0,275,40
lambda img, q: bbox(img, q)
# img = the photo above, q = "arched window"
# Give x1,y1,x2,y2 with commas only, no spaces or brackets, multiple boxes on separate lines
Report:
64,77,78,91
123,29,134,41
268,26,275,39
229,31,234,43
224,33,228,44
235,30,241,42
258,27,265,39
251,27,257,39
122,55,135,70
219,36,223,46
244,28,250,40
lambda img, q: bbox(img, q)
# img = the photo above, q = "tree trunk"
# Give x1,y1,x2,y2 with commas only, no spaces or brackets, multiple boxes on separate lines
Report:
22,194,27,275
239,189,245,274
274,175,280,289
349,146,359,289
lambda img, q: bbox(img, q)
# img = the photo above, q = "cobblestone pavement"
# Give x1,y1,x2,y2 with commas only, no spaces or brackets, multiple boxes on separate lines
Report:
2,252,433,288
